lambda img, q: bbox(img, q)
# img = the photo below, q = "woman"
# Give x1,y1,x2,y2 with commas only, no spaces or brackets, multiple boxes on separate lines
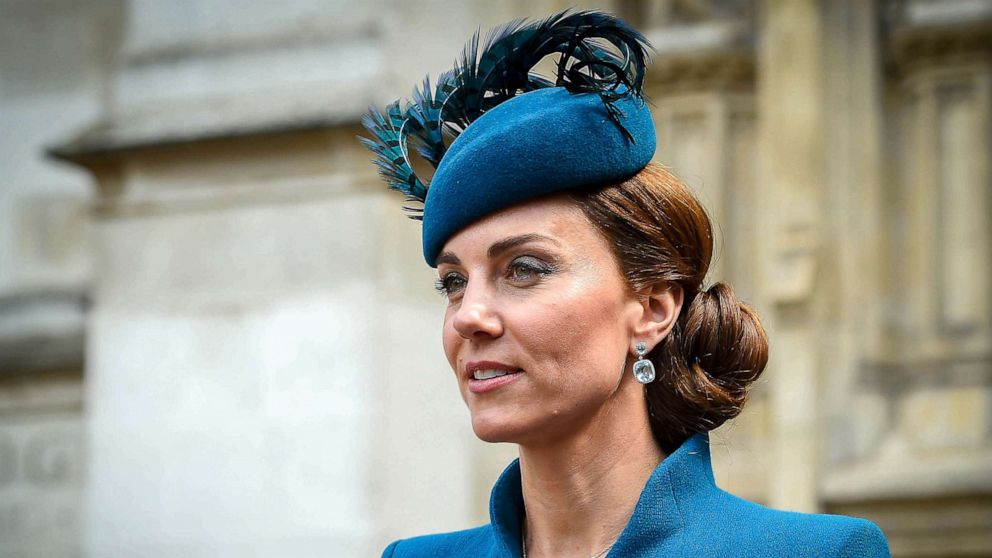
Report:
362,10,890,558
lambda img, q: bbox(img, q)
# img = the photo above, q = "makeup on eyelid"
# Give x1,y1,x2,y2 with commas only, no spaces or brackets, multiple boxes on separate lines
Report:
434,252,562,298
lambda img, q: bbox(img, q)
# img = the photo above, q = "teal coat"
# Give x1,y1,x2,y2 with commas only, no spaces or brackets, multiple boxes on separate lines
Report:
382,433,890,557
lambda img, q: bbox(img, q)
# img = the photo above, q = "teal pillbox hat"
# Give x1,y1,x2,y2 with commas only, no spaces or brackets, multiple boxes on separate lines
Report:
359,10,655,266
422,87,656,265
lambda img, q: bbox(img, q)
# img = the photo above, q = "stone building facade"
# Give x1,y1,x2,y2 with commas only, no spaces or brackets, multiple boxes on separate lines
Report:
1,0,989,556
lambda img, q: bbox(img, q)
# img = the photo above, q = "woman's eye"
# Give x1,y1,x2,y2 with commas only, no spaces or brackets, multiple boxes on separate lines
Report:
434,273,466,297
509,263,537,280
507,258,553,283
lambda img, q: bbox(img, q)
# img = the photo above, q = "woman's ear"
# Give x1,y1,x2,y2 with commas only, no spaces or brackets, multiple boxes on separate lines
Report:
630,283,684,353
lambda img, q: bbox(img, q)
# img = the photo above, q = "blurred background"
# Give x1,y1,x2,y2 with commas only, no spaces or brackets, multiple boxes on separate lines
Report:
1,0,990,556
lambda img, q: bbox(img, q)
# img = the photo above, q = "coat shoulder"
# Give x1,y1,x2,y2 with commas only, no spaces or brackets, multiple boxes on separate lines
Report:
381,524,499,558
686,490,891,557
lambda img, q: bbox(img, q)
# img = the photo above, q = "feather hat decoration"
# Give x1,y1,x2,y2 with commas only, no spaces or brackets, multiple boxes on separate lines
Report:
360,11,656,266
360,9,656,265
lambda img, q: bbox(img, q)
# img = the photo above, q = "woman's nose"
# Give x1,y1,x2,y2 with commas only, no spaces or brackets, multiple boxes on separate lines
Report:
451,284,503,340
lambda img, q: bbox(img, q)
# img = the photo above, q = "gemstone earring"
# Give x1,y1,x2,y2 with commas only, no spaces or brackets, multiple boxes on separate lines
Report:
633,341,656,384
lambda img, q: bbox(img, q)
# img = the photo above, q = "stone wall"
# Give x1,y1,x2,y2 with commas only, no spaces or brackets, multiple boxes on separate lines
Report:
0,0,122,556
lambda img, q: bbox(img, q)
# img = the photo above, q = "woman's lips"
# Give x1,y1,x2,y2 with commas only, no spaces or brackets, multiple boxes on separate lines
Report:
464,361,524,394
467,370,523,393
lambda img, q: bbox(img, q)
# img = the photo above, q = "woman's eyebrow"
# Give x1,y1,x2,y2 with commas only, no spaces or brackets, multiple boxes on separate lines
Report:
487,233,560,259
436,252,460,266
436,233,560,266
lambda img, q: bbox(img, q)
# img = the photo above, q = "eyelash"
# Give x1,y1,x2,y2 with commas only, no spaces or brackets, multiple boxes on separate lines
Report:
434,274,465,296
434,258,556,298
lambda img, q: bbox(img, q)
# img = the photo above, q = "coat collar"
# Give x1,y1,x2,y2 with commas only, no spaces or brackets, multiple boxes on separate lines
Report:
488,433,714,557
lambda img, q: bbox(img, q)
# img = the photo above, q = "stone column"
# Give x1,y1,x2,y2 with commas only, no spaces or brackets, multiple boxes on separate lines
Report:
816,0,888,471
755,0,826,514
0,1,122,556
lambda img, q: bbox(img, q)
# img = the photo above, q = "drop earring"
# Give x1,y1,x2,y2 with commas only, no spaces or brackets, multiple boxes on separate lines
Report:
633,341,656,384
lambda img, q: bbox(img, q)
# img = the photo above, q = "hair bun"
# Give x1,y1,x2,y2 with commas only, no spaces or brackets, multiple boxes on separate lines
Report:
685,282,767,374
645,282,769,453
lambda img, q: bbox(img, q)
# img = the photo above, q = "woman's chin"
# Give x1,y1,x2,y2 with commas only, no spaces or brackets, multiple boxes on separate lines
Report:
469,412,529,443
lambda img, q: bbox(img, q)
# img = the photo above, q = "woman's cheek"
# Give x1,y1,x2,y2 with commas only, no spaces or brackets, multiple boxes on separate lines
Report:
441,314,460,369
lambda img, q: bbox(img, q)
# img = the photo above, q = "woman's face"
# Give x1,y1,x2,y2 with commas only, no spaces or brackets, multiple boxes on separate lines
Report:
435,195,648,444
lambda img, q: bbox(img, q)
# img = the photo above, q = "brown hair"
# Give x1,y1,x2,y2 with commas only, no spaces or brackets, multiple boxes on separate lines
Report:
569,163,769,454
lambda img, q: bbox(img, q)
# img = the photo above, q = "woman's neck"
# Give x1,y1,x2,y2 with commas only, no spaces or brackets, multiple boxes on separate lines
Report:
516,391,664,558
